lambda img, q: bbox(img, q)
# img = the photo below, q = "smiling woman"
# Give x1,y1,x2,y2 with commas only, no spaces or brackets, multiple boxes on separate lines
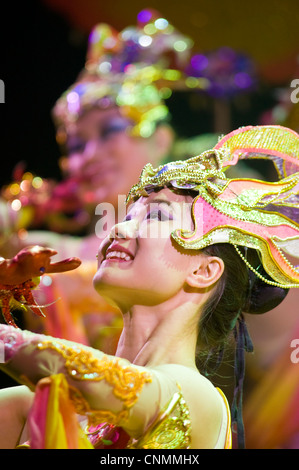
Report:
0,125,298,450
93,189,211,313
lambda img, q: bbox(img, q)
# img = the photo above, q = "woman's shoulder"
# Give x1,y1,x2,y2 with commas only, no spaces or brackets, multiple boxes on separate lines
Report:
150,363,227,448
149,363,223,416
150,362,217,391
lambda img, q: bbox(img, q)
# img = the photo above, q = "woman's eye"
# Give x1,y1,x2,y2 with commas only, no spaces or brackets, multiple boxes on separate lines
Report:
67,140,86,154
147,209,171,221
100,121,129,140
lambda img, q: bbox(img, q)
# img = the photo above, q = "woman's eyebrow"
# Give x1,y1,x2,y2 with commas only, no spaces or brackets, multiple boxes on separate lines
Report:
147,198,173,207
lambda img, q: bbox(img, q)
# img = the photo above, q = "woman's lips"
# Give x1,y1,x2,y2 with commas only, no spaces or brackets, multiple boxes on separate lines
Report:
105,250,132,262
103,244,134,263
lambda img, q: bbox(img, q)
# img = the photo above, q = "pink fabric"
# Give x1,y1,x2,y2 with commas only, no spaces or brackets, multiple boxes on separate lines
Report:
0,324,42,362
27,378,50,448
176,195,299,282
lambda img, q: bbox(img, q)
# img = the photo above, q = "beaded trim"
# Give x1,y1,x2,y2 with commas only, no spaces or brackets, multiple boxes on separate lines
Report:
233,244,299,288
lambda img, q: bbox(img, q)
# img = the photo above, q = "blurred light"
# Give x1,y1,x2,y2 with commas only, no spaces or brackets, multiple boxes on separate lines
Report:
234,72,252,89
42,275,53,287
144,24,157,35
139,121,155,138
32,176,43,189
155,18,169,30
20,180,31,191
18,228,28,241
186,77,199,88
173,40,188,52
11,199,22,211
191,54,209,71
98,61,112,73
9,183,20,196
103,37,117,49
137,9,153,24
89,29,101,43
164,70,181,80
67,91,80,104
197,77,210,89
139,35,153,47
159,87,172,99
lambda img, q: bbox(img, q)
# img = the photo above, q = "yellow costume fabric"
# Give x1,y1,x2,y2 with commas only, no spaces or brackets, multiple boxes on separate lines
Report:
25,373,231,449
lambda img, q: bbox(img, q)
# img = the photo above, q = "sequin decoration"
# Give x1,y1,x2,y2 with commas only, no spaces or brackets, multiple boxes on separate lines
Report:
127,391,191,449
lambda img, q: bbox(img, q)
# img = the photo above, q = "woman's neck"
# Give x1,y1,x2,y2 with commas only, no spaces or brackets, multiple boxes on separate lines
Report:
115,301,199,369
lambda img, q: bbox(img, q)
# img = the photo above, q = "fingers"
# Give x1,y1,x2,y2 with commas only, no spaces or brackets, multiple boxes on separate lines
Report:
46,257,82,273
19,246,58,257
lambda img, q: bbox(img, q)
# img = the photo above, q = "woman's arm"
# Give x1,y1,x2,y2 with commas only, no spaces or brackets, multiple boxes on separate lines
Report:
0,325,226,449
0,325,164,439
0,385,34,449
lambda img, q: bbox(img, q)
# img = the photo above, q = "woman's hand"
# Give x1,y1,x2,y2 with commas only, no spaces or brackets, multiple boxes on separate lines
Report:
0,245,81,285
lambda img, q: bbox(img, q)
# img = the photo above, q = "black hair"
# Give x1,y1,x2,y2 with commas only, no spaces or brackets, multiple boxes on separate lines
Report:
196,243,288,370
195,243,249,370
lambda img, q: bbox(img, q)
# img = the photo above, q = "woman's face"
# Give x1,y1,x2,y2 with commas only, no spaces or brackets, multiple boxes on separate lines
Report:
93,187,208,311
63,107,166,208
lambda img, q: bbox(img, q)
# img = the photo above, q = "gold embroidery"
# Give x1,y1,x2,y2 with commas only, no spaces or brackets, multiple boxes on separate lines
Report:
127,391,191,449
37,340,152,425
68,385,129,426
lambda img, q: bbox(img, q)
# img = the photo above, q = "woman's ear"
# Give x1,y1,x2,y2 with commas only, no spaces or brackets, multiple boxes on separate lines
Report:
186,256,224,289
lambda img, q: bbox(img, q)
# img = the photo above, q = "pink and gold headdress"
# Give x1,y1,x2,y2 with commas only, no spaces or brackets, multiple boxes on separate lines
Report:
127,125,299,289
52,9,208,140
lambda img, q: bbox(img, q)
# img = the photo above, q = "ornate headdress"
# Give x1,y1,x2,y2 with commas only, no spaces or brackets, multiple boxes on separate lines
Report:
52,9,210,140
127,124,299,290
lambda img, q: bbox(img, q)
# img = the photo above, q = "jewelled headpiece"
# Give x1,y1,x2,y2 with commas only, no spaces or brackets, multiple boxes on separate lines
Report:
127,125,299,289
53,9,209,139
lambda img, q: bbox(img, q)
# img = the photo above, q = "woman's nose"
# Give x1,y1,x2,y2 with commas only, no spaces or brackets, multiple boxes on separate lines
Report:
110,219,139,240
83,140,103,163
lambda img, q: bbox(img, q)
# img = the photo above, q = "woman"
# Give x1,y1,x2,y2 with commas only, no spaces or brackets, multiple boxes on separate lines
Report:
0,124,298,449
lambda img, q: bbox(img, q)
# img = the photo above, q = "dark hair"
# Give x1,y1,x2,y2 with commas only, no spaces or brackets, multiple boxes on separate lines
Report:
196,243,289,373
196,243,248,368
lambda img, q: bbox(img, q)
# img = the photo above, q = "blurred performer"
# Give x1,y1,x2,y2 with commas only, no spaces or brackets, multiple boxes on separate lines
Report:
0,10,211,350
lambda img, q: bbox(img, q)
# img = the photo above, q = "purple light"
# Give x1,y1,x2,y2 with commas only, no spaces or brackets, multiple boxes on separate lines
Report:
190,54,209,71
137,9,153,24
234,72,252,89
